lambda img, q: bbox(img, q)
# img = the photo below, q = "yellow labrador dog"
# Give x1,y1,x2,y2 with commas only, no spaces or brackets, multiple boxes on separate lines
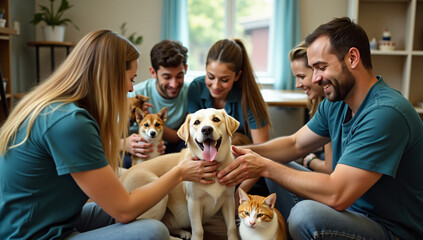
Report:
120,108,239,240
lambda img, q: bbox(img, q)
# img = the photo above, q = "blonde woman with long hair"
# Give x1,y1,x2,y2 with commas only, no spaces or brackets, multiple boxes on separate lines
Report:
0,30,219,240
289,41,332,174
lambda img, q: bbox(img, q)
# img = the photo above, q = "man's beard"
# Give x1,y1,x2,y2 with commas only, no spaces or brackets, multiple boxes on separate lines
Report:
156,78,180,99
326,63,355,102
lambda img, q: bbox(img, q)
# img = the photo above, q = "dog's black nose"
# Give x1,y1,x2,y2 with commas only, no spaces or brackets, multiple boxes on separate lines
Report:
201,126,213,136
151,131,156,137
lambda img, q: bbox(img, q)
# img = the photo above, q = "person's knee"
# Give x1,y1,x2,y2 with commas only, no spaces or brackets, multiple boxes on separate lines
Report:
141,219,170,240
288,200,326,237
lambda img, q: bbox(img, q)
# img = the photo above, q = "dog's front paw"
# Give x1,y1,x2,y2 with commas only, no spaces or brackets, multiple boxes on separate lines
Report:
171,229,191,239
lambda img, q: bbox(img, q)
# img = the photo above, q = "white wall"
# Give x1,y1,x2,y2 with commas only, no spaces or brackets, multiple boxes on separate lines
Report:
34,0,163,82
32,0,349,84
30,0,350,138
299,0,349,38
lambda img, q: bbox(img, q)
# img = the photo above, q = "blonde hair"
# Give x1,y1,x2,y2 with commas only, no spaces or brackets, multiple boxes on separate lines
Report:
0,30,140,171
289,41,324,117
206,39,271,132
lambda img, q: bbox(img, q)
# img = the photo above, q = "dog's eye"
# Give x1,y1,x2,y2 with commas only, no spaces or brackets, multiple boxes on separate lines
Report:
132,108,136,113
155,123,160,127
194,120,200,125
212,117,220,122
144,123,149,127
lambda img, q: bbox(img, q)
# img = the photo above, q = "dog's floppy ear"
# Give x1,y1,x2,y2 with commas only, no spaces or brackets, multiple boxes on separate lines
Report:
135,107,147,124
177,113,191,143
222,110,239,137
158,107,168,122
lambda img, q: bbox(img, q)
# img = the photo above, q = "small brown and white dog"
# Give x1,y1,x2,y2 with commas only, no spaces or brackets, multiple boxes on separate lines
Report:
120,108,239,240
128,94,150,125
131,107,168,165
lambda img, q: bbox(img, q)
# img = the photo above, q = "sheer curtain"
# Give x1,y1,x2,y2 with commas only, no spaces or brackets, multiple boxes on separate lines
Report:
269,0,301,90
160,0,189,47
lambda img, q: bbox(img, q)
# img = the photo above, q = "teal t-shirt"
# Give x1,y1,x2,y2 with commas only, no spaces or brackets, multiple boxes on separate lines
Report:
0,102,108,239
308,77,423,239
187,76,264,136
128,78,188,134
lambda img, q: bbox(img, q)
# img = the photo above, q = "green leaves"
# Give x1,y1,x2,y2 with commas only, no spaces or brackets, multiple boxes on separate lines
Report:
30,0,79,30
120,22,143,45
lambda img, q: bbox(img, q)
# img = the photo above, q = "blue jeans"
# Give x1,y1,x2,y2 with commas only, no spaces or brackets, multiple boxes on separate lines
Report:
66,202,170,240
265,162,399,240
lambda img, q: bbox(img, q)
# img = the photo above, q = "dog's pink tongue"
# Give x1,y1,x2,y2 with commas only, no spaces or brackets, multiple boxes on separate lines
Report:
202,139,217,162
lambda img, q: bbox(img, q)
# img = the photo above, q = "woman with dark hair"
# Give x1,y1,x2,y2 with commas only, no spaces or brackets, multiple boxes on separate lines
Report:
187,38,271,195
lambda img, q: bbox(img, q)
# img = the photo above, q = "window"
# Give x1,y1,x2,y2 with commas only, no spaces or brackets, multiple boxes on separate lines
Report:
187,0,274,83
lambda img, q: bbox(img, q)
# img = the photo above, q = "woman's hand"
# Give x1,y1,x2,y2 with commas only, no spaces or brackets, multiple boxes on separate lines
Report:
177,156,220,184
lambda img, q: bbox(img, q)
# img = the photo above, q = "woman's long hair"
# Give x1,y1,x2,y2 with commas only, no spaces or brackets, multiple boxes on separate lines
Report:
289,42,324,117
206,39,271,133
0,30,140,171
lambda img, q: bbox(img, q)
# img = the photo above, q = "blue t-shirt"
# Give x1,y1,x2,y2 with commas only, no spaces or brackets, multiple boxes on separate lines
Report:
187,76,263,136
128,78,188,134
0,102,108,239
308,77,423,239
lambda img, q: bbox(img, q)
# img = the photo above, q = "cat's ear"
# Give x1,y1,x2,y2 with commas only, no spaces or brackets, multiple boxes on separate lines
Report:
263,193,277,209
238,188,250,204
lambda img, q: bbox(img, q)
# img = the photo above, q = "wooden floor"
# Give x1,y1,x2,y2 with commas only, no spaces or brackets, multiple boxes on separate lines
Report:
172,210,241,240
203,211,235,240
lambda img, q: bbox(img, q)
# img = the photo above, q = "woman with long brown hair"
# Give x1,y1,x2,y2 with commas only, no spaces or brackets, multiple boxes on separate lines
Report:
0,30,218,239
187,38,271,196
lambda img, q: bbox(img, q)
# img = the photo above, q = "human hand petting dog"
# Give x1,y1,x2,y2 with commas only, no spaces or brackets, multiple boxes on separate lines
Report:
125,133,166,158
217,145,267,187
176,156,220,184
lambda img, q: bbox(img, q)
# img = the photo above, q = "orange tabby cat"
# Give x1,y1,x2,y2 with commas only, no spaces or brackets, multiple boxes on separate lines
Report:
238,188,288,240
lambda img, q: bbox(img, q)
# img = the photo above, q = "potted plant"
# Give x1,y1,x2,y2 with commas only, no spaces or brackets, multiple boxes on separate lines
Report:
30,0,79,42
120,22,143,45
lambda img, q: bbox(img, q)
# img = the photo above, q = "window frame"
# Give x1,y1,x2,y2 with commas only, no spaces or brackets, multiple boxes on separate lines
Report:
185,0,274,86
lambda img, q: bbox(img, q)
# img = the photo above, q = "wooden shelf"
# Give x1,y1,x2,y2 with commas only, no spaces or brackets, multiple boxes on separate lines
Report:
14,92,26,99
0,27,17,35
349,0,423,110
27,41,75,47
0,0,15,121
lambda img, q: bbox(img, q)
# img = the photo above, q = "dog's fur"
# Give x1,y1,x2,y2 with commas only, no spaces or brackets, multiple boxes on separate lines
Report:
232,132,253,146
128,94,150,125
131,107,168,165
120,108,239,240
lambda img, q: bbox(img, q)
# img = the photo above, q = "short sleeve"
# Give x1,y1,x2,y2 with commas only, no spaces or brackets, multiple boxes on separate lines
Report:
187,78,204,113
307,99,330,137
43,111,108,175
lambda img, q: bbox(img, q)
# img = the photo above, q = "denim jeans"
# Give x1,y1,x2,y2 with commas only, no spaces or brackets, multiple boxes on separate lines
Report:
66,202,170,240
265,162,399,240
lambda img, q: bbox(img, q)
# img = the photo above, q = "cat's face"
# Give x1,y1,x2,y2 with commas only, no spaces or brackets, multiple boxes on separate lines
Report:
238,188,277,229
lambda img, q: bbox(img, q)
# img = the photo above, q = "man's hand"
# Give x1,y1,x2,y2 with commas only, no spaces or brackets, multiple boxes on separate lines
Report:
125,133,153,159
217,146,267,187
142,102,154,114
